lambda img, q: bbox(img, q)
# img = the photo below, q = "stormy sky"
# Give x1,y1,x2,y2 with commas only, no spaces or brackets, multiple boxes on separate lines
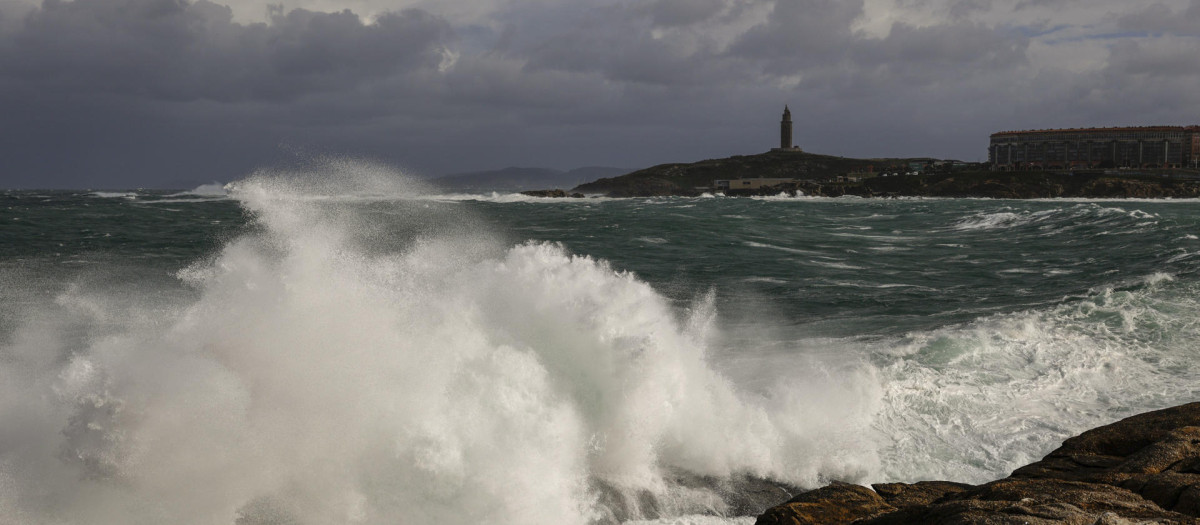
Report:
1,0,1198,188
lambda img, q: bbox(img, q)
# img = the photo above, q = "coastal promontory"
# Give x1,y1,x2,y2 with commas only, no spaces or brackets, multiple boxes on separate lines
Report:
569,150,1200,199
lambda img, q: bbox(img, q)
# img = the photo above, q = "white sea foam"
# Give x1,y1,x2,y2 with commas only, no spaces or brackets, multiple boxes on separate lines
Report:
951,210,1037,231
953,204,1162,235
89,191,138,199
635,237,669,245
824,281,936,291
869,272,1200,483
749,193,805,201
626,517,754,525
810,260,866,271
165,182,229,198
425,192,610,203
743,241,822,256
742,277,788,285
0,160,882,525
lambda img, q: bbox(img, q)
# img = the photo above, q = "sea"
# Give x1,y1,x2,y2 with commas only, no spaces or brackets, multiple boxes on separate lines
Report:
3,159,1200,524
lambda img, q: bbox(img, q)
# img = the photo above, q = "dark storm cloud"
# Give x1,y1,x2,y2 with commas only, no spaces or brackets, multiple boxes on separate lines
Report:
0,0,1198,188
0,0,455,187
2,0,451,102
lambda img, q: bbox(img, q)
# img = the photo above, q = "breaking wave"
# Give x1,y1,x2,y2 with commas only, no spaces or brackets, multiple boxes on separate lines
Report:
5,161,1200,524
0,161,879,525
171,182,229,198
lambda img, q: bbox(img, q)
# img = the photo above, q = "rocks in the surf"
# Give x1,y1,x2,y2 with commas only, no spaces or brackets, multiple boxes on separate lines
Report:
519,189,585,198
592,471,805,524
520,188,567,197
235,497,302,525
754,482,897,524
756,402,1200,524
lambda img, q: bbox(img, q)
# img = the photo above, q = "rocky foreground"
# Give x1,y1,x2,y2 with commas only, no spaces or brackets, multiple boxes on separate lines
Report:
757,403,1200,524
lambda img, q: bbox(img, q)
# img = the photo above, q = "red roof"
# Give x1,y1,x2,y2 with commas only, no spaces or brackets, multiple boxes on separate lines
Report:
991,126,1200,137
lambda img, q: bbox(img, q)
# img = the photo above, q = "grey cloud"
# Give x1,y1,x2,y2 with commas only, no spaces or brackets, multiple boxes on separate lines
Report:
641,0,728,27
1013,0,1062,12
526,32,714,86
517,3,746,87
1105,38,1200,76
2,0,452,103
851,21,1028,71
948,0,993,20
1116,0,1200,36
729,0,865,62
725,1,1027,89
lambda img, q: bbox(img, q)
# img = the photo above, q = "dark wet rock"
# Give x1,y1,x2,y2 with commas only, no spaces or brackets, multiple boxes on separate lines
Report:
755,482,896,525
756,403,1200,525
711,474,810,517
592,471,804,524
1023,404,1200,467
1119,472,1200,514
520,189,569,197
942,478,1190,521
871,480,973,508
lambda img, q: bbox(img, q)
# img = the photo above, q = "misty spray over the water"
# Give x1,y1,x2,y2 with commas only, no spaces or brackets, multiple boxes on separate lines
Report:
0,160,882,525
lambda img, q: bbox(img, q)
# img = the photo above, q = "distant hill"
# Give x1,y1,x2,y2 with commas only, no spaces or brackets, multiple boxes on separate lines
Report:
431,166,631,191
572,150,940,197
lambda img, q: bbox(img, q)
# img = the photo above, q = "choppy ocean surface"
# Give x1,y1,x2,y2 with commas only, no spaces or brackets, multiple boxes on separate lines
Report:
3,161,1200,524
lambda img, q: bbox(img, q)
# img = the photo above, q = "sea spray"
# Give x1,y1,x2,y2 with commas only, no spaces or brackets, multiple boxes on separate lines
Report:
0,162,884,525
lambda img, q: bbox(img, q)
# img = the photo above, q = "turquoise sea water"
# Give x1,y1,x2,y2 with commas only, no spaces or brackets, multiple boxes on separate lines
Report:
3,167,1200,524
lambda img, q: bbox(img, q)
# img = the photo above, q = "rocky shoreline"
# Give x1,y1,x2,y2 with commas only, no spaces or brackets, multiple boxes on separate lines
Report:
551,150,1200,199
727,172,1200,200
564,171,1200,199
519,189,586,198
756,403,1200,524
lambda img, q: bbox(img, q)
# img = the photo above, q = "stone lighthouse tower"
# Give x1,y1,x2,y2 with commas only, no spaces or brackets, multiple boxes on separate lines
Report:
780,105,793,150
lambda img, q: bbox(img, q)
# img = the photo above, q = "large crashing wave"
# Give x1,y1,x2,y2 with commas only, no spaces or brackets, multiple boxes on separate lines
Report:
0,161,881,525
6,163,1200,524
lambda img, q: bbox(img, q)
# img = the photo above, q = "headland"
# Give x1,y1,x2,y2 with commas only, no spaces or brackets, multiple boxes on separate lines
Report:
522,107,1200,199
563,149,1200,199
